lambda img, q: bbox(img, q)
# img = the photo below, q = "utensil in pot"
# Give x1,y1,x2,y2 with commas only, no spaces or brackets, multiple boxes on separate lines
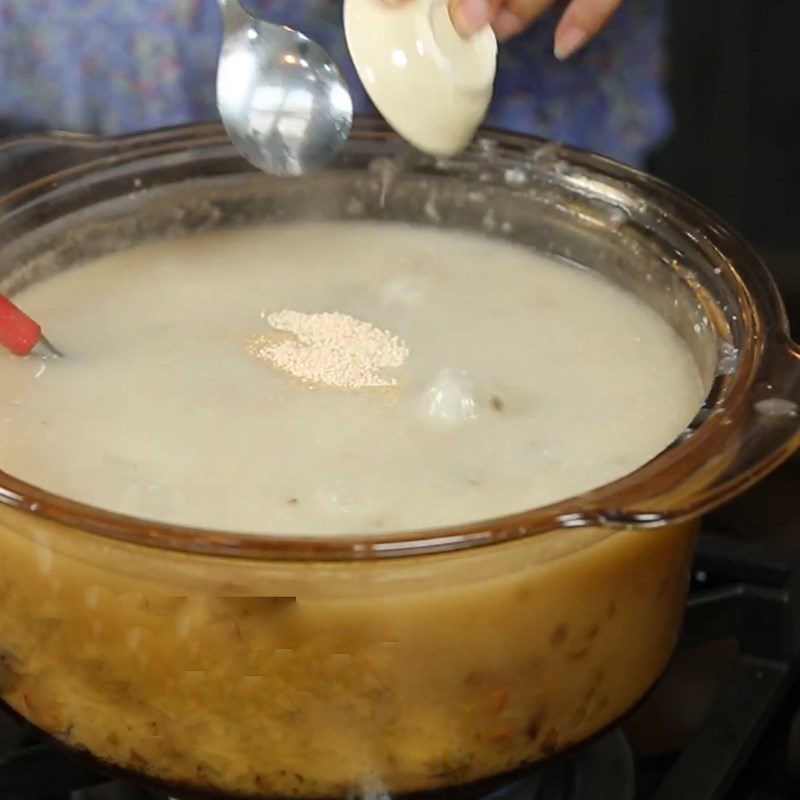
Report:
0,294,62,359
215,0,354,177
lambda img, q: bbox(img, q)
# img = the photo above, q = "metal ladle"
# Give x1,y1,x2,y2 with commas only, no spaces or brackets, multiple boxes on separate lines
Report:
215,0,354,176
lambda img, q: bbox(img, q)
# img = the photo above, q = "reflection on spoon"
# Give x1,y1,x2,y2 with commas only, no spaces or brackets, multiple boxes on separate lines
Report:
215,0,353,176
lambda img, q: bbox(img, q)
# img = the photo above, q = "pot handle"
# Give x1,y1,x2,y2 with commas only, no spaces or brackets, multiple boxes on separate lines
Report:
737,334,800,469
691,335,800,516
588,336,800,532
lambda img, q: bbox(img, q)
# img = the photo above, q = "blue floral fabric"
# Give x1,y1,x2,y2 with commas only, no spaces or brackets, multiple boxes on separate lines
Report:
0,0,670,166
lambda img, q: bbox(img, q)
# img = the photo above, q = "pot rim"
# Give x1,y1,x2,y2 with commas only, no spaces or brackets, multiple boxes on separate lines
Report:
0,119,798,562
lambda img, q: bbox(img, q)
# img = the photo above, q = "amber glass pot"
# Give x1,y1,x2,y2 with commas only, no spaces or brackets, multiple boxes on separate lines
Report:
0,121,798,800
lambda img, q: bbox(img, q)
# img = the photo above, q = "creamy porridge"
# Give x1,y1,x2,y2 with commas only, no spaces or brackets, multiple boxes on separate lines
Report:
0,221,703,534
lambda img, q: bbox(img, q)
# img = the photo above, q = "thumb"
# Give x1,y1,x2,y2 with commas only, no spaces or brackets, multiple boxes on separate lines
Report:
377,0,504,38
449,0,505,36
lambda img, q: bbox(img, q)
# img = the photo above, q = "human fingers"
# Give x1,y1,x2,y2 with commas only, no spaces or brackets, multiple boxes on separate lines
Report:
379,0,512,40
492,0,553,41
448,0,506,37
553,0,623,59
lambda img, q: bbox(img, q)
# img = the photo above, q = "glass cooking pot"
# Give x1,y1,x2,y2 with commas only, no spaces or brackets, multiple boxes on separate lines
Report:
0,121,797,800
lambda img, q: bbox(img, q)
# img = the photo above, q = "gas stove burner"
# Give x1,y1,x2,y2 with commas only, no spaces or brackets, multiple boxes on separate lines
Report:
61,730,635,800
483,729,634,800
6,728,635,800
70,786,167,800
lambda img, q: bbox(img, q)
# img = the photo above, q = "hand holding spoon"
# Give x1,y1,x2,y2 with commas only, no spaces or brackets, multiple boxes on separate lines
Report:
215,0,354,176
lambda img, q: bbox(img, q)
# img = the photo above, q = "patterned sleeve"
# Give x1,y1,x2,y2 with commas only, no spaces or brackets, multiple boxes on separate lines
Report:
0,0,670,167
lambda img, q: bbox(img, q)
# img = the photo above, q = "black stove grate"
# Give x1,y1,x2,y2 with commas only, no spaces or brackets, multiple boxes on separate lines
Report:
1,531,799,800
648,533,800,800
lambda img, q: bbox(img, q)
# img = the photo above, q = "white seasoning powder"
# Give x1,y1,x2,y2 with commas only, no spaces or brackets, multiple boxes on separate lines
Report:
249,310,409,389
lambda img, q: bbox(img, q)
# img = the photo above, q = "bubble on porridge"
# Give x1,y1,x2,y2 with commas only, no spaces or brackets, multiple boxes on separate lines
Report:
381,274,428,308
504,167,527,186
424,195,441,222
249,310,408,390
421,368,478,427
315,479,361,515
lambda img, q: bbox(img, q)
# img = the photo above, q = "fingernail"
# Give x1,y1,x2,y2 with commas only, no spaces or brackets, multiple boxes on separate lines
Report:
492,9,523,41
450,0,493,37
554,24,588,60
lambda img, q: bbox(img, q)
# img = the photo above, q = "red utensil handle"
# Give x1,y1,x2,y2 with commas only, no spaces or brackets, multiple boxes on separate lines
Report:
0,294,42,356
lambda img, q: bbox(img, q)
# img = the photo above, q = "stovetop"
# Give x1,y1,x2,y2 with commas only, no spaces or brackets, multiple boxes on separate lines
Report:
2,520,800,800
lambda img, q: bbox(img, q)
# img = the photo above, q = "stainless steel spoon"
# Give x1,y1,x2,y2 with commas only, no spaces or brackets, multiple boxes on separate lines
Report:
215,0,354,176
